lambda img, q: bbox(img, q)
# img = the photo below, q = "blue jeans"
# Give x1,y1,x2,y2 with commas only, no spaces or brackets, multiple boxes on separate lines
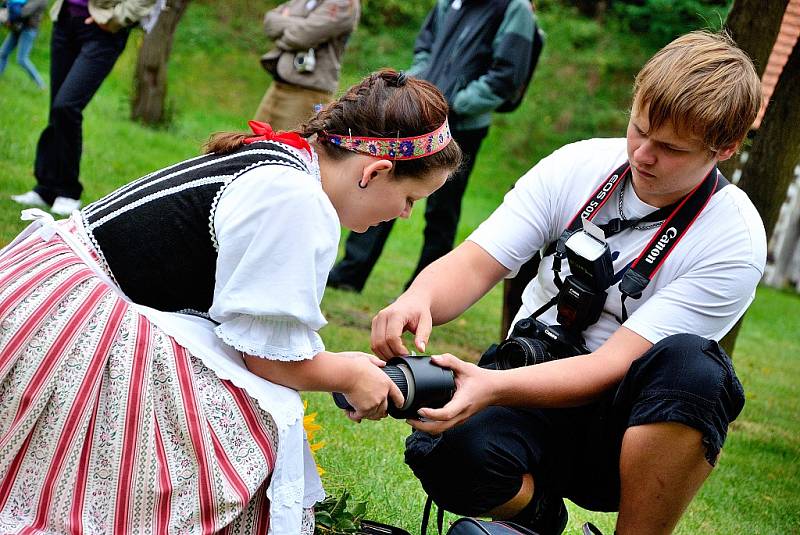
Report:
0,27,45,88
405,334,745,528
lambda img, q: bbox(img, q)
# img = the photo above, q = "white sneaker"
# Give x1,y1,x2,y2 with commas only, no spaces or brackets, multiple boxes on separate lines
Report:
10,190,48,208
50,196,81,216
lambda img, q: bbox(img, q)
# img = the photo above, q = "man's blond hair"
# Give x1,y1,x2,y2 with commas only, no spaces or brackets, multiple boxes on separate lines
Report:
633,30,762,153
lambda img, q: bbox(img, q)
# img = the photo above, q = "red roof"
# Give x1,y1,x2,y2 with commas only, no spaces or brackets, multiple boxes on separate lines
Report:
756,0,800,128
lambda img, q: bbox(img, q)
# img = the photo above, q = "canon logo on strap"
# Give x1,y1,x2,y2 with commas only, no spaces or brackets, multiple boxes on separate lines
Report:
644,227,678,264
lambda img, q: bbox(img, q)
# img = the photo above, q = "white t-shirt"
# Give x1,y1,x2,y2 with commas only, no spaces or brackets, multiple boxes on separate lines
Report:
469,138,767,351
210,152,341,360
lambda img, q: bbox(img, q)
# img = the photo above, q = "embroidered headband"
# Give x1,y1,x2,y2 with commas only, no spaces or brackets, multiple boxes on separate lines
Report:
318,119,452,161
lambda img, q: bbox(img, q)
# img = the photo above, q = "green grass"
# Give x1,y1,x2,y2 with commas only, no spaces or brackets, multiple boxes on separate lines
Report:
1,1,798,533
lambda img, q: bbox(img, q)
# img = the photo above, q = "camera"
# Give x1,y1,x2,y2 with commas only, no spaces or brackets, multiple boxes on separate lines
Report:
293,48,316,73
494,317,589,370
332,355,455,419
495,226,612,369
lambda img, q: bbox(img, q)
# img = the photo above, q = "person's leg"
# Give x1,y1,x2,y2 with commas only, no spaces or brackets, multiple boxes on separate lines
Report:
328,220,396,291
617,423,712,534
34,20,130,202
15,28,45,88
33,15,82,203
0,30,20,75
609,334,745,534
407,126,489,285
405,405,571,534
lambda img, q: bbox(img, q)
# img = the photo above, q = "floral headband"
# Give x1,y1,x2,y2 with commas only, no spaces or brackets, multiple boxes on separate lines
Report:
318,119,452,161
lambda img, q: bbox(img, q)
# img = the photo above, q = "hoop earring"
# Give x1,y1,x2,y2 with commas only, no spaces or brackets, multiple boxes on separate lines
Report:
358,180,368,189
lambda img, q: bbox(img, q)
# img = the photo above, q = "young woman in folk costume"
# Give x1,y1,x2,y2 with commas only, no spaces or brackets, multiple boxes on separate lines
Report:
0,68,461,534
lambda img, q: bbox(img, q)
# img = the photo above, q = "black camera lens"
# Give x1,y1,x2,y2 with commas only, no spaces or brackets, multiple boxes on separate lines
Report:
495,336,552,370
332,356,455,419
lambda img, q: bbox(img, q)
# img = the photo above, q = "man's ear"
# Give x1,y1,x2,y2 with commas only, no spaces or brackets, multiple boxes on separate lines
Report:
715,143,739,163
359,159,393,188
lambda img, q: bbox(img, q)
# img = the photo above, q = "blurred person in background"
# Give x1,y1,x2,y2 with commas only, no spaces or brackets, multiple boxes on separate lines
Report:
10,0,157,216
255,0,359,131
0,0,48,89
328,0,537,293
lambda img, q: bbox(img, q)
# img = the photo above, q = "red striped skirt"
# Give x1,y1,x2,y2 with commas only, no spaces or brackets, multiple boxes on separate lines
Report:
0,233,288,534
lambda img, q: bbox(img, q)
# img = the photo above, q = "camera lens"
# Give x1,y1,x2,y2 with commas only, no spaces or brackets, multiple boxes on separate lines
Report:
496,336,552,370
382,363,413,411
332,356,455,419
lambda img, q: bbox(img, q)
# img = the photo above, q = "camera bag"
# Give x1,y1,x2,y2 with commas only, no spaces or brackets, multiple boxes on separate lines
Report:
446,518,539,535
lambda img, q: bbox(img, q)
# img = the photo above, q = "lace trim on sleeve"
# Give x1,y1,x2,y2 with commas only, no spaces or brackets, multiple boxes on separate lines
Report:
215,314,325,360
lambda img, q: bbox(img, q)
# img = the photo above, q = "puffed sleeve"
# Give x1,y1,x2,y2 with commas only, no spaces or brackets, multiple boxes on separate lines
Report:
209,164,340,360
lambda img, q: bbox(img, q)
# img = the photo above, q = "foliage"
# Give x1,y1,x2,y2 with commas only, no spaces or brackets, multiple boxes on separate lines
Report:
611,0,732,47
314,490,368,534
359,0,431,32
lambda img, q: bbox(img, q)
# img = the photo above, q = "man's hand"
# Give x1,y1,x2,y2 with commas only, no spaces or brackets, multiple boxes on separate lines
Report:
407,353,498,435
370,292,433,359
337,352,405,423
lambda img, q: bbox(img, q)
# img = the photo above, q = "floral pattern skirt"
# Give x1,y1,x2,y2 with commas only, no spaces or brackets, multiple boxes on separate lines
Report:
0,233,287,534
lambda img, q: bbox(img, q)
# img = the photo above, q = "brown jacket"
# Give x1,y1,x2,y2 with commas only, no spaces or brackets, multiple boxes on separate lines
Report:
261,0,359,93
50,0,157,32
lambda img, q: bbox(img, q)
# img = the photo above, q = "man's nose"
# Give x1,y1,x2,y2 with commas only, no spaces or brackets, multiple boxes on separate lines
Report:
634,141,657,165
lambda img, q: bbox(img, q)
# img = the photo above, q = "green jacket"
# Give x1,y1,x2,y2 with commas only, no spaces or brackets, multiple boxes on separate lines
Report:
410,0,535,130
50,0,157,32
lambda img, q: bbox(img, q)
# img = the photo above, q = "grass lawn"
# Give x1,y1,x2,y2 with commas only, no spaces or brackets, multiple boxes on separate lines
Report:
0,1,798,533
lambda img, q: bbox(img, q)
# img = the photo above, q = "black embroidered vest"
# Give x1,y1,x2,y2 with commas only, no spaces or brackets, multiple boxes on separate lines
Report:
81,141,310,315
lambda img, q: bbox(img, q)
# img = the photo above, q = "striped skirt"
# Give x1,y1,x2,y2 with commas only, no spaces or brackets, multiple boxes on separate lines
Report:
0,232,292,534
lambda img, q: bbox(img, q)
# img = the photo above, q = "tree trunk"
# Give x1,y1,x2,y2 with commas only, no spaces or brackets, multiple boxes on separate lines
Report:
725,0,789,76
131,0,191,125
721,26,799,355
719,0,788,179
738,42,800,243
500,256,541,341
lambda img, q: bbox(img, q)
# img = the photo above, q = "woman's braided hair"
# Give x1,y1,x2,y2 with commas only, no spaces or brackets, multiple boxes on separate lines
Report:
299,68,461,179
204,69,461,180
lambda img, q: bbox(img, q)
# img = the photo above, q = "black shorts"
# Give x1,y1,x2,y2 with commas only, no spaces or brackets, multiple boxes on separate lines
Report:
405,334,745,515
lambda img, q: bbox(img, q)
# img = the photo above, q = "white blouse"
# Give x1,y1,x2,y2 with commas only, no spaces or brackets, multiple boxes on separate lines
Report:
209,149,340,360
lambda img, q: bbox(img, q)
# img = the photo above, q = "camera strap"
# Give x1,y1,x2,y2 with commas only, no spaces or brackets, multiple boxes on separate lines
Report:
541,161,728,323
617,165,728,320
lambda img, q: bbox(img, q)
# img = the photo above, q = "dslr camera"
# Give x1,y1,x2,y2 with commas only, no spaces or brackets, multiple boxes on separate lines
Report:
494,225,614,370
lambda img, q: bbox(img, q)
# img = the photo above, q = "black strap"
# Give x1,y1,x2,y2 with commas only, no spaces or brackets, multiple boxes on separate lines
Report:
618,167,727,302
541,162,729,324
565,162,630,230
420,495,444,535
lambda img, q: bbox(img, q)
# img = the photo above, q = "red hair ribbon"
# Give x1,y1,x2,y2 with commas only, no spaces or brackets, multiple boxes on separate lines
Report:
243,120,312,157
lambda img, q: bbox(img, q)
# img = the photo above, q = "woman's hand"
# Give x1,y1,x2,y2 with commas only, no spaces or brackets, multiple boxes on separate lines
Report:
338,352,405,423
407,353,499,435
370,293,433,360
